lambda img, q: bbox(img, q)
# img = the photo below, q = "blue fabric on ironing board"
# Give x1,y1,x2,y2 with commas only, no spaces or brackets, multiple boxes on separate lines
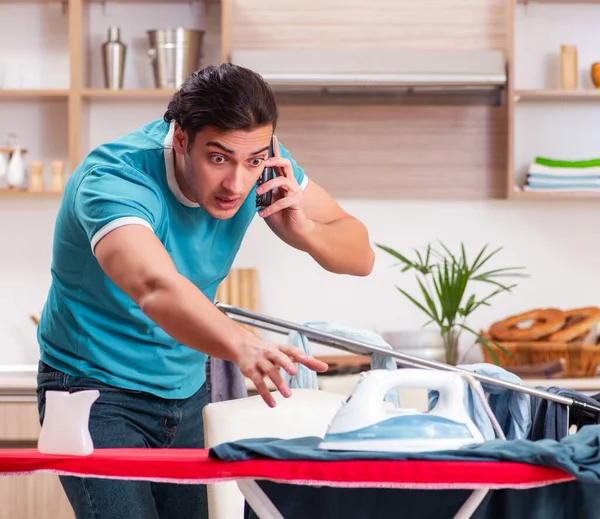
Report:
282,322,399,406
210,425,600,482
210,427,600,519
428,363,531,441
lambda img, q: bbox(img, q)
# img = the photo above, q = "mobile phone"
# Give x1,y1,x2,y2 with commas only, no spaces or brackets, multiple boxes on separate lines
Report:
255,136,276,209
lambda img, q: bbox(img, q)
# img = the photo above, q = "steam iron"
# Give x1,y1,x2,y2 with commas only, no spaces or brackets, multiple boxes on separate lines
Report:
318,369,485,453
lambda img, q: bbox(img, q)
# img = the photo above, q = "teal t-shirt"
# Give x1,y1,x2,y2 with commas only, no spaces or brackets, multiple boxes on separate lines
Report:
37,118,308,399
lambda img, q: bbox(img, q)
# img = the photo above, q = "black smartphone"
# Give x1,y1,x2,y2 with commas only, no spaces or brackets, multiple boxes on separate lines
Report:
256,136,276,209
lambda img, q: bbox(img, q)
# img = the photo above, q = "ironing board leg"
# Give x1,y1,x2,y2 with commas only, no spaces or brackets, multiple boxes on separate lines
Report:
452,489,489,519
236,479,285,519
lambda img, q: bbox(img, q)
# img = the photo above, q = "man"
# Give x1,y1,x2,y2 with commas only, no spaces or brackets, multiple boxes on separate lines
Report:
36,63,375,519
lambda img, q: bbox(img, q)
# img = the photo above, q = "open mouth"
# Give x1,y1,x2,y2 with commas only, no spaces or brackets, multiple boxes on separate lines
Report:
215,196,240,210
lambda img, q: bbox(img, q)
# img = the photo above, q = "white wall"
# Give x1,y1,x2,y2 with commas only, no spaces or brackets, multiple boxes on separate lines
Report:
1,1,599,366
1,197,598,364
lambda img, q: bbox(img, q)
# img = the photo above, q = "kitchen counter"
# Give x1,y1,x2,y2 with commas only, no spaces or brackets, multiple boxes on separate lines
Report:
2,363,600,397
0,366,38,399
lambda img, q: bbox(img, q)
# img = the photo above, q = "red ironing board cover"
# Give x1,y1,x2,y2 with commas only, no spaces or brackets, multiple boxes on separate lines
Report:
0,448,575,490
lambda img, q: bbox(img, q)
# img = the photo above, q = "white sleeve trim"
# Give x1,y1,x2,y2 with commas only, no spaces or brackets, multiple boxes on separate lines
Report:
300,175,309,191
90,216,154,255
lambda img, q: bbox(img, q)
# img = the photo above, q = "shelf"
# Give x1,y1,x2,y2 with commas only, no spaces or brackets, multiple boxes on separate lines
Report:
511,189,600,199
82,88,176,101
515,89,600,101
0,90,68,100
0,190,62,198
517,0,600,3
86,0,220,3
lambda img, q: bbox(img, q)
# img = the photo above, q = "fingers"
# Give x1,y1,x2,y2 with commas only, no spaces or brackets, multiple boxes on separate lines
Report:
278,345,329,373
273,135,281,158
264,156,294,178
244,340,329,408
248,370,276,408
249,353,296,407
258,194,298,218
256,175,298,196
264,348,298,376
266,365,292,399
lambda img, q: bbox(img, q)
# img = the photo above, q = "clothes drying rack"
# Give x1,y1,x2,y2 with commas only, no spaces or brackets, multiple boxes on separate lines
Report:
215,302,600,416
215,302,600,519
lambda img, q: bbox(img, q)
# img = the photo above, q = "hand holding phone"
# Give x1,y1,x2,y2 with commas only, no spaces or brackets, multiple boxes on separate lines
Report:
255,136,276,209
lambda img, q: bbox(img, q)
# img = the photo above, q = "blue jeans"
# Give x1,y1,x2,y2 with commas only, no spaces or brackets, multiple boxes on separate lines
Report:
36,361,209,519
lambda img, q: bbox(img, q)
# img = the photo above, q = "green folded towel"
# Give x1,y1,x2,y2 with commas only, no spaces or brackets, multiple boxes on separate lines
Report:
535,156,600,168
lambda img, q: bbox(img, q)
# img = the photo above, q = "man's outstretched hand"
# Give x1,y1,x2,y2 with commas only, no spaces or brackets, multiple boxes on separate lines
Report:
234,337,329,407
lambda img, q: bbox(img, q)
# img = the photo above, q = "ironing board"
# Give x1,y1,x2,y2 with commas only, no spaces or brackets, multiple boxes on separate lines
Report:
0,448,575,519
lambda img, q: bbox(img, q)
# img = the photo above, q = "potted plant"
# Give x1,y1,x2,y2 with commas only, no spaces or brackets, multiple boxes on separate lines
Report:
375,241,527,365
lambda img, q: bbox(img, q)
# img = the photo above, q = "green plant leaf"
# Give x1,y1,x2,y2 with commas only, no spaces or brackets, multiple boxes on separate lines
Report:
456,324,504,365
475,333,516,361
472,267,528,281
395,286,438,324
438,242,458,268
470,243,490,273
460,242,468,271
375,243,431,274
470,245,503,274
480,339,501,365
416,277,440,322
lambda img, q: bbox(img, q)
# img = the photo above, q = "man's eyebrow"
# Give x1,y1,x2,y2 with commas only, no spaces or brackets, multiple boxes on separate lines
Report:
205,142,270,156
206,141,234,154
250,146,270,156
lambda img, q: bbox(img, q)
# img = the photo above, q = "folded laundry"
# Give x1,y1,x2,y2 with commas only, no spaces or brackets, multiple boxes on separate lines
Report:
534,156,600,169
527,175,600,185
528,168,600,180
524,185,600,192
528,162,600,177
525,158,600,192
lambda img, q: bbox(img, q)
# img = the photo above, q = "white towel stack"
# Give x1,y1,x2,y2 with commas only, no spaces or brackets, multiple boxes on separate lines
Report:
524,158,600,193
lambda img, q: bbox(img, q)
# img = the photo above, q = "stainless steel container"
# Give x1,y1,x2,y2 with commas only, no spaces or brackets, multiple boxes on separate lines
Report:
381,330,447,363
102,26,126,89
147,28,205,89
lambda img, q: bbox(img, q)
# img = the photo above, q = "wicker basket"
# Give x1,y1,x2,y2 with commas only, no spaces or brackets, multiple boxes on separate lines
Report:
479,332,600,377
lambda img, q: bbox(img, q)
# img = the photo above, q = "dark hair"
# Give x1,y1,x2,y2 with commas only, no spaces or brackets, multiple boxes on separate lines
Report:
164,63,278,147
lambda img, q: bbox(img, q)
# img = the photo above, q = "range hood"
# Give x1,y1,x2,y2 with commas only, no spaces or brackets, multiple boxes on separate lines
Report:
230,49,506,95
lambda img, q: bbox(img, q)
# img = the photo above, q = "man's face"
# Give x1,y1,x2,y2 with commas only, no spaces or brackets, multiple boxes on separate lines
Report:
173,124,273,219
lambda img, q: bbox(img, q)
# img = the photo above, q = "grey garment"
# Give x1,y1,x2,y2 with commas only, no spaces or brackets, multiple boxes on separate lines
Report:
282,322,400,406
205,356,248,403
528,387,600,441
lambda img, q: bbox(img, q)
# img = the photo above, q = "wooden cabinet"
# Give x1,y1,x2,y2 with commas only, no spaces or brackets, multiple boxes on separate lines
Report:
0,401,40,442
0,399,74,519
0,474,74,519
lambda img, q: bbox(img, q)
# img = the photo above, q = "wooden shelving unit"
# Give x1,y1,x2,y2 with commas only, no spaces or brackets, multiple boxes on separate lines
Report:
507,0,600,200
5,0,596,202
511,189,600,200
0,90,68,100
0,190,62,198
515,89,600,101
81,88,176,100
0,0,228,199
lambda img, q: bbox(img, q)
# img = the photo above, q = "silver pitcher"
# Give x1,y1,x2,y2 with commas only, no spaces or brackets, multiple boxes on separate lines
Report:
102,26,126,89
147,28,205,89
